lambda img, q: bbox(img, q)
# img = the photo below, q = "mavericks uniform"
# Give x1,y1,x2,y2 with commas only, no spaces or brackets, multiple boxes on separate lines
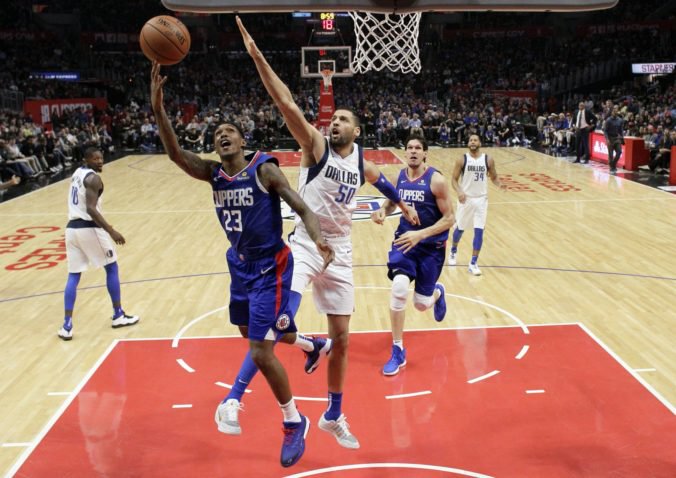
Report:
387,167,447,296
213,152,296,341
65,166,117,273
456,153,489,231
289,138,364,315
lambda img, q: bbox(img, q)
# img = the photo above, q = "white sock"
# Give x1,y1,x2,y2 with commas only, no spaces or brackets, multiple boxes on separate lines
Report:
279,398,301,423
294,334,315,352
393,340,404,351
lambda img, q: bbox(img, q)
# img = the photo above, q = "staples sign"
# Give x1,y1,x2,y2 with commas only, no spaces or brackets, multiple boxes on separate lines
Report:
631,63,675,75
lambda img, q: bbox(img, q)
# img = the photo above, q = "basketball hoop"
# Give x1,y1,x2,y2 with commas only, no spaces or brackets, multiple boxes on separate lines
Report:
348,11,422,74
320,68,334,92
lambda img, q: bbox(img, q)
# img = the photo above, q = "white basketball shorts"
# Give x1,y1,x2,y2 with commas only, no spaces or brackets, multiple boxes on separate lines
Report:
66,227,118,273
289,228,355,315
455,195,488,231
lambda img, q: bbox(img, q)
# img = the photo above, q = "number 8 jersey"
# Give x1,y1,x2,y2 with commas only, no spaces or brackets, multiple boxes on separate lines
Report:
295,138,365,237
459,153,489,198
211,151,285,260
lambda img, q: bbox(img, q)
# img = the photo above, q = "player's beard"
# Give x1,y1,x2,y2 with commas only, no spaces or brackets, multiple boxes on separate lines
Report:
330,132,350,149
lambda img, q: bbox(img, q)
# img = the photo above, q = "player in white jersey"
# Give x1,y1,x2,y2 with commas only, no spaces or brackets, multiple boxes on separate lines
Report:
448,134,505,276
59,147,138,340
236,17,418,450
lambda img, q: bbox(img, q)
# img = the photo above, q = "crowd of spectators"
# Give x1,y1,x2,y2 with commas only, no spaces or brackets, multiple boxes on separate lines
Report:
1,0,675,198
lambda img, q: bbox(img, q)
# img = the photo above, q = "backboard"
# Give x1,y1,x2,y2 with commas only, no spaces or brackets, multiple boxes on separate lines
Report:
161,0,619,14
301,46,353,78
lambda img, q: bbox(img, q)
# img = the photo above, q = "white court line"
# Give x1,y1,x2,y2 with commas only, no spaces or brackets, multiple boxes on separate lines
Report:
634,368,657,373
385,391,432,400
490,197,672,206
214,381,252,394
119,322,581,343
444,293,529,335
2,443,33,448
526,390,545,394
172,306,228,348
6,340,119,478
467,370,500,384
515,345,530,359
172,404,192,409
353,321,578,336
176,358,195,373
46,392,71,396
577,323,675,415
293,396,328,402
283,462,494,478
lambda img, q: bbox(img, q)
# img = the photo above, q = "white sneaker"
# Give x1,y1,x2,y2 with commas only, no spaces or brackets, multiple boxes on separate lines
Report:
318,413,360,449
468,263,482,276
111,313,140,328
57,327,73,341
447,252,457,266
215,398,243,435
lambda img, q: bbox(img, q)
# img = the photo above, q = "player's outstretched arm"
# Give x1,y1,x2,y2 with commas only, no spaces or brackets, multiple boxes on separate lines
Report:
258,162,334,270
363,160,420,225
236,17,324,159
150,62,214,181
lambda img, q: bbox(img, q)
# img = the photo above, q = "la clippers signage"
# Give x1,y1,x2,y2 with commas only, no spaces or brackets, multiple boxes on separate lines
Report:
23,98,108,126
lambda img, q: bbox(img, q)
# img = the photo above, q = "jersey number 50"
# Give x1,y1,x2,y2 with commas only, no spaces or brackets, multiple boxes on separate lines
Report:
335,184,356,204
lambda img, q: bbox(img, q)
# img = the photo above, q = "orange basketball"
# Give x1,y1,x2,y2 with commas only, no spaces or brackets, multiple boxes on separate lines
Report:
140,15,191,65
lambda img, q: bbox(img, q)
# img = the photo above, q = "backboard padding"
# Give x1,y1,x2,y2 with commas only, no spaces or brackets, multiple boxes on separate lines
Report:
162,0,619,14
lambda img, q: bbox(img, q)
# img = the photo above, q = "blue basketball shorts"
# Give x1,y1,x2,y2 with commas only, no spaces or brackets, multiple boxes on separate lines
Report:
226,245,297,341
387,241,446,296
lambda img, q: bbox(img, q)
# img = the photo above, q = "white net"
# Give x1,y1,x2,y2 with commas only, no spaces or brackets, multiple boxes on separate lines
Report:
320,69,334,91
348,11,422,74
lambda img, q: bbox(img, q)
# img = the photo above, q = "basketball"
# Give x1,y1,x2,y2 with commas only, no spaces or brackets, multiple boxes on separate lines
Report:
139,15,190,65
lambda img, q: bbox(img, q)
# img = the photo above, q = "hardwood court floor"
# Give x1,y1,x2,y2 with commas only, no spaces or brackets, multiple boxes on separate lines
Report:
1,147,674,476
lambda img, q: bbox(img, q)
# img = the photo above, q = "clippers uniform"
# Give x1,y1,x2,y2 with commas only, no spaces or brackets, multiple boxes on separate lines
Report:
387,166,447,296
65,166,117,272
289,139,364,314
455,153,489,231
213,151,295,340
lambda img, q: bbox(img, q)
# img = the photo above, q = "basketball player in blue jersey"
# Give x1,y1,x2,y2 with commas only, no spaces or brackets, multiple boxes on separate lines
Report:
236,17,419,450
151,62,334,468
448,134,506,276
371,135,455,375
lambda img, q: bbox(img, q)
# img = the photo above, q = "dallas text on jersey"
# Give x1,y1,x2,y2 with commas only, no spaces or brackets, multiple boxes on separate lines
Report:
325,165,359,186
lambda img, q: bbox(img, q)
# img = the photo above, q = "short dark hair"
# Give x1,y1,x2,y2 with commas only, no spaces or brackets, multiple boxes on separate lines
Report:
334,107,360,128
217,121,245,139
405,134,428,151
83,147,101,159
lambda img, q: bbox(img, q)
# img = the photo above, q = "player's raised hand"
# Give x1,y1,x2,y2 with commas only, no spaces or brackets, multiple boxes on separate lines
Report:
236,16,261,59
150,61,167,111
316,240,335,271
